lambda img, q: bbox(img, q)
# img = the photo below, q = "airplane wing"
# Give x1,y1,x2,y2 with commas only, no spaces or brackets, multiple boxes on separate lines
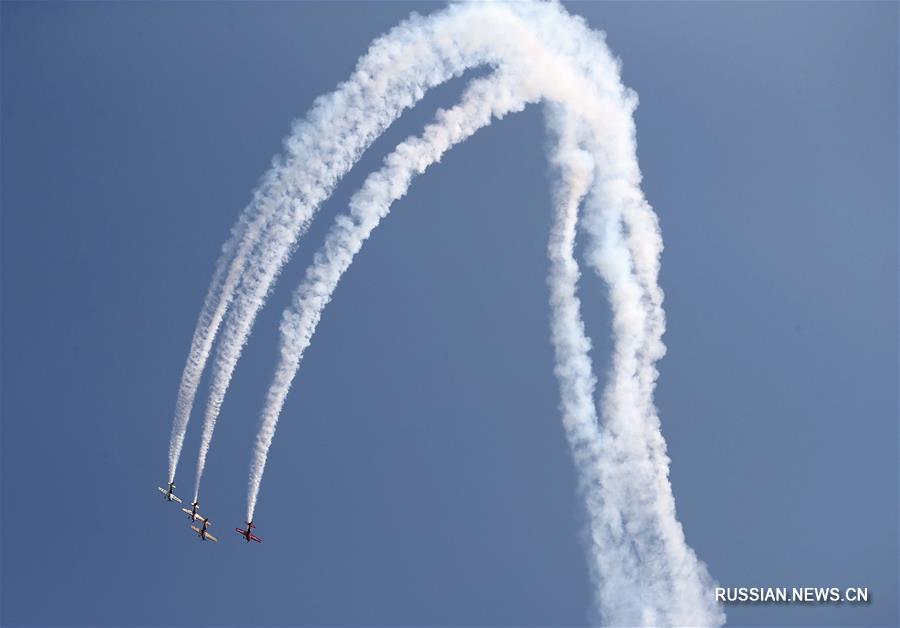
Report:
171,495,183,503
191,525,201,534
181,508,194,516
157,487,168,495
206,533,218,542
251,535,263,543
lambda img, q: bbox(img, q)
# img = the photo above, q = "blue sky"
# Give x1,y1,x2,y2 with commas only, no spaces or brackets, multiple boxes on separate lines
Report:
1,2,897,627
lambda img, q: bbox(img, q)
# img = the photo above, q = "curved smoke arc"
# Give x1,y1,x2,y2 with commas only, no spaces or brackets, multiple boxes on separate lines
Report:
167,2,723,625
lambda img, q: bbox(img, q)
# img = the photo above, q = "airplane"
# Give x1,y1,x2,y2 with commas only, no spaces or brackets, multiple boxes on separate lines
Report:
235,521,262,543
157,482,183,503
181,501,203,521
191,517,218,542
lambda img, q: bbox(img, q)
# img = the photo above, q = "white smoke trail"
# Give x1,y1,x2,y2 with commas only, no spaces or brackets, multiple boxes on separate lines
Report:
168,205,267,484
576,132,724,625
196,0,625,501
167,242,234,485
524,12,722,621
246,69,534,520
545,106,724,625
177,1,722,623
240,1,627,521
174,2,507,490
188,2,540,500
543,107,612,612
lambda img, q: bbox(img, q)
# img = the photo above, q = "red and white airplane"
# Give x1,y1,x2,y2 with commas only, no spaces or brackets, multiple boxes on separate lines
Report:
191,517,218,542
181,501,204,522
235,521,262,543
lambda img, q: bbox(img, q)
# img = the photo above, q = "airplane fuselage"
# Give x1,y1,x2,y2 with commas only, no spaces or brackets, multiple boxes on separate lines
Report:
157,482,182,503
236,522,260,542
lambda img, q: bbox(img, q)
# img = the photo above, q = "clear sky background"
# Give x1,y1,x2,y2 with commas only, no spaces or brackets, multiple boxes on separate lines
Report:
2,2,897,627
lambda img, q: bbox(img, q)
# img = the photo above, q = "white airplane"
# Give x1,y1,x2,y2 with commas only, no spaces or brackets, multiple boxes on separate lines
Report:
181,501,204,521
191,517,218,542
157,481,183,503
